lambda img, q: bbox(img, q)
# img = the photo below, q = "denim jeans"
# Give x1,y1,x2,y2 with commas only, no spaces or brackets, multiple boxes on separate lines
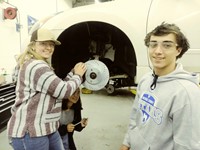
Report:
11,131,64,150
61,134,70,150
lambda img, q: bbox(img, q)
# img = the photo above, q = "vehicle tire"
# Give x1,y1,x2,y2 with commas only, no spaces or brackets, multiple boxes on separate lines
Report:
106,84,115,94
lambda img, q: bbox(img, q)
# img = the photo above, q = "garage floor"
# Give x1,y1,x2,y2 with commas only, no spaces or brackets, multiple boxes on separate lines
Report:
0,88,135,150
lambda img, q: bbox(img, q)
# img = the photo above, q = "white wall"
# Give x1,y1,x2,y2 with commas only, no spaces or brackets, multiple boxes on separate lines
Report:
0,0,71,83
23,0,72,19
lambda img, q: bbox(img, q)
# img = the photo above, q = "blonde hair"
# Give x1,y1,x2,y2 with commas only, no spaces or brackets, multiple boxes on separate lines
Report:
17,41,51,68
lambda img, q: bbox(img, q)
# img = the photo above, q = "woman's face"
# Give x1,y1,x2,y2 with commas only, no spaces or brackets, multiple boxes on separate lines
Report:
68,89,80,103
34,41,55,59
67,89,80,109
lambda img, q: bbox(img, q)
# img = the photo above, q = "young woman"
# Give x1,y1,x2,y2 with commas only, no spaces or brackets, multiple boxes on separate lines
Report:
7,28,87,150
58,88,88,150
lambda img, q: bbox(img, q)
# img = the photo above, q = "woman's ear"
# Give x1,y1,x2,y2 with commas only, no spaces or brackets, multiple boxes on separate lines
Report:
30,43,36,51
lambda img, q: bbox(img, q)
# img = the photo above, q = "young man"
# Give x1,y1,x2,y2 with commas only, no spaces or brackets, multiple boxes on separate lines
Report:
120,23,200,150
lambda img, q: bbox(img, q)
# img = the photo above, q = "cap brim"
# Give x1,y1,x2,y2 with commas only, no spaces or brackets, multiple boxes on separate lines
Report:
53,40,61,45
35,39,61,45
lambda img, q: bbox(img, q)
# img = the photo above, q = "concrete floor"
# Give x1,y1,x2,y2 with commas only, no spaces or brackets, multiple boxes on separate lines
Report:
0,89,134,150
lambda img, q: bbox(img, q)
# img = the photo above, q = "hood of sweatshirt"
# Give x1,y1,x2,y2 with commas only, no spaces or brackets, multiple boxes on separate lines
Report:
150,63,199,90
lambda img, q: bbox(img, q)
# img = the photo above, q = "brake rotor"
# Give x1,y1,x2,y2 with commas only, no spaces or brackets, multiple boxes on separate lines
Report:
82,60,109,91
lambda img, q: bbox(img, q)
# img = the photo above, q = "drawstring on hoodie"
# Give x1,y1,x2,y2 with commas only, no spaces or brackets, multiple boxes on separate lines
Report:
150,73,158,90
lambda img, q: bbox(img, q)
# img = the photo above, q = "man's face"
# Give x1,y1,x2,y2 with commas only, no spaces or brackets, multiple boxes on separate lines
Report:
148,33,182,75
34,41,55,59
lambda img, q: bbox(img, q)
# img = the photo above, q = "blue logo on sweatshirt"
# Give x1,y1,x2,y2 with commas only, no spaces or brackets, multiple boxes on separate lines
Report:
139,93,163,125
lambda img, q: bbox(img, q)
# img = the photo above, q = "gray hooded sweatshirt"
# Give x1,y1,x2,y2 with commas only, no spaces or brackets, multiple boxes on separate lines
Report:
123,63,200,150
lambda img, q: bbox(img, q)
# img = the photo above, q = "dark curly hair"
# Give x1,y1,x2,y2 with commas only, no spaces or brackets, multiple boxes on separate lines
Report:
144,22,190,59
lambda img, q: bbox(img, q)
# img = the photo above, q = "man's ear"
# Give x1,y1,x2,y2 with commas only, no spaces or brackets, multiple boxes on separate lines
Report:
176,47,182,56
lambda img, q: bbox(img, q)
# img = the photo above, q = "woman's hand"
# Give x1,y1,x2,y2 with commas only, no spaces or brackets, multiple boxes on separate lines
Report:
120,145,130,150
81,118,88,127
67,123,75,132
73,62,87,77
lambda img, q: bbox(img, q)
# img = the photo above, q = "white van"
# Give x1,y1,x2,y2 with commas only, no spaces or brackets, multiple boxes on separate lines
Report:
31,0,200,93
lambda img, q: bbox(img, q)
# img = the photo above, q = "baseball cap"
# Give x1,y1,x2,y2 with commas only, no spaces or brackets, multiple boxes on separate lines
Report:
30,28,61,45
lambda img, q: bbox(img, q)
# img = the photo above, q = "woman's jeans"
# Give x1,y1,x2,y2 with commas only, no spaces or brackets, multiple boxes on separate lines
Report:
61,134,70,150
11,131,64,150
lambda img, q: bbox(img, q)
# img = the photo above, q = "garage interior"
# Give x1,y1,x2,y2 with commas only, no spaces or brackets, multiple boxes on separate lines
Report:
1,0,200,149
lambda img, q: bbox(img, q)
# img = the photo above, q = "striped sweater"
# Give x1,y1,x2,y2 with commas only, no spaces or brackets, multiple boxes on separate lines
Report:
7,59,82,138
